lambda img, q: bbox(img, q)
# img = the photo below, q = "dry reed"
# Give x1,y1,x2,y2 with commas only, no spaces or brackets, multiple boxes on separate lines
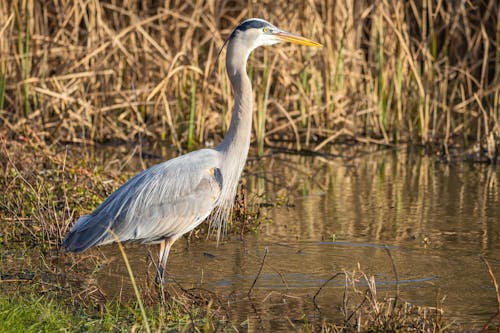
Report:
0,0,498,159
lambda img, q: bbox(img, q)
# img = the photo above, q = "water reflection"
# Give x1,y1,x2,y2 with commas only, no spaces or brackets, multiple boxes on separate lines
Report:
97,147,500,330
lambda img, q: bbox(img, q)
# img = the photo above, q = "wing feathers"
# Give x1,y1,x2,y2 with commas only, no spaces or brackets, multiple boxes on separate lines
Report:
63,149,222,252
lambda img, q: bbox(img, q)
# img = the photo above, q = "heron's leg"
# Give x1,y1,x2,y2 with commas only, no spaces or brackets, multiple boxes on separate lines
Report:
156,238,174,284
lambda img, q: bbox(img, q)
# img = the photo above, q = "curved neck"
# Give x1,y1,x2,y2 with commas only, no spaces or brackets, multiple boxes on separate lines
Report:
217,39,253,156
211,34,256,240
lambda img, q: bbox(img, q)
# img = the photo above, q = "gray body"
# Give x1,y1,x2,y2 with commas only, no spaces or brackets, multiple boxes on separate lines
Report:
63,18,320,281
64,149,224,251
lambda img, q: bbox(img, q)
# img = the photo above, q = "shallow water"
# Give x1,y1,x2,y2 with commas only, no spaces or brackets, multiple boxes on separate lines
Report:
97,147,500,331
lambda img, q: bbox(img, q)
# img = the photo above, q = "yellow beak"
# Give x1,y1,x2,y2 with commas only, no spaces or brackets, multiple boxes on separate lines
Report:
275,31,322,47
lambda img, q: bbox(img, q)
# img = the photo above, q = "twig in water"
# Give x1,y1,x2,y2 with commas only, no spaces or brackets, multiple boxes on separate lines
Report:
345,289,370,324
313,272,345,312
164,270,191,296
186,286,232,324
248,247,268,297
247,296,265,332
248,245,289,289
245,247,268,333
480,255,500,333
384,245,399,316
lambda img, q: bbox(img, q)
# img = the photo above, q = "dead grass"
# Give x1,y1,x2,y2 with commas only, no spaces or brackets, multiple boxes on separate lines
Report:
308,269,447,332
0,1,499,160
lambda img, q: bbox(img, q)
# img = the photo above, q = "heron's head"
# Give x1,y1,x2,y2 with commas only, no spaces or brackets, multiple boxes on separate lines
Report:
228,18,322,52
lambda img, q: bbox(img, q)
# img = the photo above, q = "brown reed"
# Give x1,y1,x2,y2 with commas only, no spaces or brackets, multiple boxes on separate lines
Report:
0,0,499,158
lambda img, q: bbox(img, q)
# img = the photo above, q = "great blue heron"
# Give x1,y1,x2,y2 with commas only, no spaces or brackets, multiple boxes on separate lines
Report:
63,18,321,282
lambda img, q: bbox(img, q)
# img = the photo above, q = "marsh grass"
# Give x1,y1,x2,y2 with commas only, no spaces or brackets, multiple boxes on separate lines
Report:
0,1,498,160
309,268,448,332
2,139,498,332
0,250,455,333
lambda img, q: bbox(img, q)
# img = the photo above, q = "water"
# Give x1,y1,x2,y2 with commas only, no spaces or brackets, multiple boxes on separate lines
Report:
96,147,500,330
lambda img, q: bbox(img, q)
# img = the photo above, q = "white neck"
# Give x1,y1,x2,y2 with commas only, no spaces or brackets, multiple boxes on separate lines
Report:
217,39,253,157
212,37,254,239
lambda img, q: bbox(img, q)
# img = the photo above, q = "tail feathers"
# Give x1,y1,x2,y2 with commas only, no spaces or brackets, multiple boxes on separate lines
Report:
63,215,110,253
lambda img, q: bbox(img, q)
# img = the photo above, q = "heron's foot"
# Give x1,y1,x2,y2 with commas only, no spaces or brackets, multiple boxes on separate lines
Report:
155,266,166,285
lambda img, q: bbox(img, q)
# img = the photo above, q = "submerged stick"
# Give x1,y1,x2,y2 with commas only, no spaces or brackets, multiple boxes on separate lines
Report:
384,245,399,315
313,272,345,312
480,256,500,333
248,247,268,297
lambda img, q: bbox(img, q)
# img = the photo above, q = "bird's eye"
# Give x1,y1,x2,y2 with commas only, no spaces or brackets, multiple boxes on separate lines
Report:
263,27,269,33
